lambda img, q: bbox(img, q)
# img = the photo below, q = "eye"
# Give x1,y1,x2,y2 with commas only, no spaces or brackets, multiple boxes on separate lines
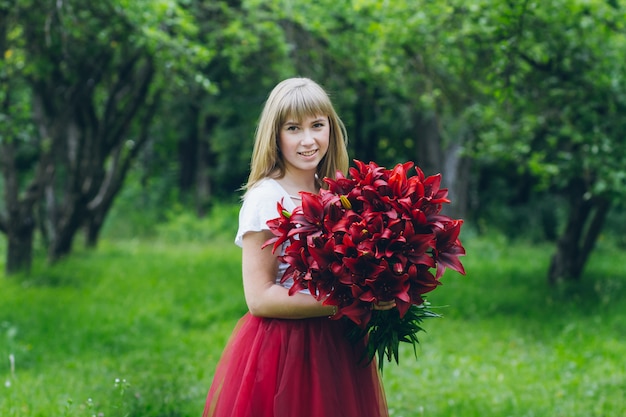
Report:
313,121,326,128
286,125,299,131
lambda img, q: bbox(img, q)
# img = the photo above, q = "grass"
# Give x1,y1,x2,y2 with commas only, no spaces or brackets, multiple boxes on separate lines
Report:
383,234,626,417
0,215,625,417
0,237,244,417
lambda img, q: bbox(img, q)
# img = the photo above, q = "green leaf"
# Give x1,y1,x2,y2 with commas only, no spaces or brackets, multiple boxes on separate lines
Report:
346,303,441,373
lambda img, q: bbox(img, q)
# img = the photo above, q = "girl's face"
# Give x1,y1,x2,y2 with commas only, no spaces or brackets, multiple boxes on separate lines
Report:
278,114,330,177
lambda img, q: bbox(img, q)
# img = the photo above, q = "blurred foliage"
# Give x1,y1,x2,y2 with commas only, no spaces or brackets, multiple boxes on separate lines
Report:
2,0,626,276
470,0,626,200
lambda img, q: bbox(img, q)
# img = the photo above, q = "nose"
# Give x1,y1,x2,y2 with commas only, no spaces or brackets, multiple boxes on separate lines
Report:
301,128,315,145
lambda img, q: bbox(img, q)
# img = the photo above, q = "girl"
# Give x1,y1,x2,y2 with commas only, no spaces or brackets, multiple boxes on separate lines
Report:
202,78,392,417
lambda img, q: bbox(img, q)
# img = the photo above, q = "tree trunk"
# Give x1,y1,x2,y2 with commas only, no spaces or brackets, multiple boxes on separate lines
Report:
195,115,219,217
548,179,611,285
352,83,379,162
47,196,87,261
0,140,45,275
5,214,36,274
414,112,470,219
84,205,107,248
442,141,471,220
29,52,156,261
178,103,200,192
414,112,443,177
0,11,41,274
83,105,159,248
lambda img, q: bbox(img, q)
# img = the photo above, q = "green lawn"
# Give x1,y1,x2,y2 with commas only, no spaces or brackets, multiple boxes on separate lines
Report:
1,226,625,416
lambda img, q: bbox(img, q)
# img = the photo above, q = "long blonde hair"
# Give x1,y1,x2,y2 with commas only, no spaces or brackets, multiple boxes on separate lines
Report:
245,78,349,191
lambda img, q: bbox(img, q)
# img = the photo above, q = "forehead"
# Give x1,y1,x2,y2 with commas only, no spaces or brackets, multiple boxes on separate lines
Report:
282,113,327,124
278,88,331,124
280,103,329,124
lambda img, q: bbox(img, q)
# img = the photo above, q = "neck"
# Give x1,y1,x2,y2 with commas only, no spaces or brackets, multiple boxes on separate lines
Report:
278,171,319,195
281,172,319,195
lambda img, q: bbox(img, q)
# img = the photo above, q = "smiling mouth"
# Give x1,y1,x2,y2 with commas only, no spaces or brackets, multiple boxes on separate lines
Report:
299,150,317,157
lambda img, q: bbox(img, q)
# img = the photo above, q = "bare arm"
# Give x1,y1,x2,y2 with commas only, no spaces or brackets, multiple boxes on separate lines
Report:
241,229,335,319
242,229,397,318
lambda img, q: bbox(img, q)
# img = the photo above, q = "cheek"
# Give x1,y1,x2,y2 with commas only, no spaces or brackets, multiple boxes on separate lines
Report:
278,132,289,151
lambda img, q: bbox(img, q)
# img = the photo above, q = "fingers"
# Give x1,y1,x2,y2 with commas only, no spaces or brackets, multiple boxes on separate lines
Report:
372,300,396,311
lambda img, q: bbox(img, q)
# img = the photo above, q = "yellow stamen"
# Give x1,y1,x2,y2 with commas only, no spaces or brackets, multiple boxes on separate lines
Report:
340,195,352,209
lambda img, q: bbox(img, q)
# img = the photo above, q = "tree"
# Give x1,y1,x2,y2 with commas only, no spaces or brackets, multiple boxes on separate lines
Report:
272,0,484,219
0,1,45,273
0,0,210,271
170,0,293,215
472,0,626,284
277,0,626,284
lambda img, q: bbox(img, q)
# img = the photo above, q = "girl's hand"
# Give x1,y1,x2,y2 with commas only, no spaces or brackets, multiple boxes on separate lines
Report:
372,300,396,311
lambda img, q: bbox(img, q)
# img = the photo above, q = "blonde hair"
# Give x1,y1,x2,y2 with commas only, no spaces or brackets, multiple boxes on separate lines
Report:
245,78,349,191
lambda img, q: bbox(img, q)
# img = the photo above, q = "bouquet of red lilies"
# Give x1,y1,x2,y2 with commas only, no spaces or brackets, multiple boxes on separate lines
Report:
264,160,466,370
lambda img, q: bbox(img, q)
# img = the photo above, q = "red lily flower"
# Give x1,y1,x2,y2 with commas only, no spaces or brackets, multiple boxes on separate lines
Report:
264,160,466,369
433,220,466,278
263,199,297,253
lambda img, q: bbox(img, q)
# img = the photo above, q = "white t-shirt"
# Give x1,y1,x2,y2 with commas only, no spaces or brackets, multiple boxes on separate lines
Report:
235,178,301,291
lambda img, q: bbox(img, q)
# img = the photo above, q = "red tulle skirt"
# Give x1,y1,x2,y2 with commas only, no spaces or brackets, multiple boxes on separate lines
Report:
203,313,388,417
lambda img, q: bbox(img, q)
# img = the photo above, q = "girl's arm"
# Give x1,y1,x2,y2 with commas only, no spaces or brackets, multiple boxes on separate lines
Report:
241,229,334,319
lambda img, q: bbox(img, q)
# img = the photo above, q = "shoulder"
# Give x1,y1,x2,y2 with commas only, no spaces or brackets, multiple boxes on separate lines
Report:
243,178,291,212
245,178,282,200
235,178,290,247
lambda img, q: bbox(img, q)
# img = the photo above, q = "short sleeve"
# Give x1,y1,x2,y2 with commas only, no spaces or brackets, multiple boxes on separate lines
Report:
234,179,293,247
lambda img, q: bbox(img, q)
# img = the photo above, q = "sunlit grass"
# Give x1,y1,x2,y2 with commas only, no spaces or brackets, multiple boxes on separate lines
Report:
0,220,625,416
382,236,626,417
0,236,245,417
